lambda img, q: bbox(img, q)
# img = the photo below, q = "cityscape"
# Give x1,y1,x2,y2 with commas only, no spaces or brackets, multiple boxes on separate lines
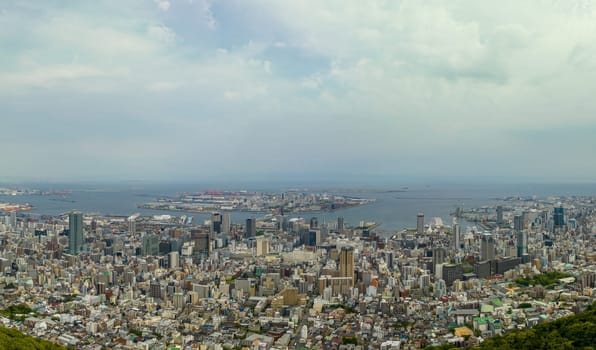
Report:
3,1,596,349
0,190,595,349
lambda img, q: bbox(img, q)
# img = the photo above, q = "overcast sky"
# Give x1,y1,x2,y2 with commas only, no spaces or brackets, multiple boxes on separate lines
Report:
1,0,596,183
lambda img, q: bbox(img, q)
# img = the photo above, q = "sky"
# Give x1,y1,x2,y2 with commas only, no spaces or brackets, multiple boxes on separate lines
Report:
1,0,596,184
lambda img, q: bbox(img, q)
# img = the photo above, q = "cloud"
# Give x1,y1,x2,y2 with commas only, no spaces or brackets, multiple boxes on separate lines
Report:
2,0,596,181
155,0,171,12
147,24,177,44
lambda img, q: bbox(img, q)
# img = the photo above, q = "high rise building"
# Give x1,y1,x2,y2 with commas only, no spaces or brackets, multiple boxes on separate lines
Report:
169,251,180,269
68,212,84,255
553,207,565,228
453,223,461,250
496,206,503,226
245,218,256,238
514,215,523,231
142,234,159,256
432,247,447,273
150,281,162,299
9,210,16,228
127,217,136,235
339,246,355,287
522,211,531,230
304,230,319,247
222,213,231,234
417,212,424,234
310,217,318,229
211,212,222,233
517,231,527,258
256,238,269,256
337,217,344,233
480,234,495,262
195,233,210,258
173,292,185,309
385,251,394,271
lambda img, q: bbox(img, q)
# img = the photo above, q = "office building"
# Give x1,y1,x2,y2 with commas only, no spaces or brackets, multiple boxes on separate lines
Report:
453,223,461,250
442,264,463,286
256,238,269,256
554,207,565,228
337,217,344,233
385,251,394,271
495,257,521,275
150,281,162,299
514,215,523,231
480,234,495,262
417,212,424,234
517,231,527,258
222,213,231,234
68,211,84,255
304,230,319,247
9,210,16,228
127,217,136,235
142,234,159,256
474,260,492,279
211,212,222,234
432,247,447,274
246,218,256,238
310,217,318,229
195,233,210,258
168,251,180,269
339,246,355,287
173,292,185,309
496,206,503,226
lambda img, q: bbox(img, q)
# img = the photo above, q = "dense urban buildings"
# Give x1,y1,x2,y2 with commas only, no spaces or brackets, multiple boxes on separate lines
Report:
0,191,595,350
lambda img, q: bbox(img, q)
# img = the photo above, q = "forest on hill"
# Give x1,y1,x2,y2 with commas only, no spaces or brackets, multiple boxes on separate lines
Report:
428,302,596,350
0,326,67,350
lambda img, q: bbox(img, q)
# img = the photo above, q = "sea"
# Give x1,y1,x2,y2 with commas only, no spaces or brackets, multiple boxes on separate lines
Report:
2,182,596,233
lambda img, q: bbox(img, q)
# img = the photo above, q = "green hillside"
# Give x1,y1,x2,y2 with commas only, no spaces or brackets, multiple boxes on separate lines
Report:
0,326,67,350
428,302,596,350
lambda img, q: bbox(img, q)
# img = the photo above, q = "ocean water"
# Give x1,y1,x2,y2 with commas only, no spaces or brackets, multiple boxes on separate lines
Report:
2,182,596,232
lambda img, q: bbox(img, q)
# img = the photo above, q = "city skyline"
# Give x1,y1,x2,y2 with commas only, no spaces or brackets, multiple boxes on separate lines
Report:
2,1,596,183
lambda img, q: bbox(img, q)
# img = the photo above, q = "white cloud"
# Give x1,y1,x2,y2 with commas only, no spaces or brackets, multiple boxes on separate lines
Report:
198,0,217,29
147,24,176,44
155,0,171,12
2,0,596,180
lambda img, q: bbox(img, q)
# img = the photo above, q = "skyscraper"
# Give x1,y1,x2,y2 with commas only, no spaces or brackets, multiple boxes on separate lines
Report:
195,233,210,258
68,211,84,255
385,251,394,271
222,213,231,234
553,207,565,228
432,247,447,273
516,231,527,258
169,251,180,269
339,246,355,287
245,218,256,238
480,234,495,262
337,217,344,233
304,230,319,247
310,217,318,229
496,206,503,226
453,223,461,250
211,212,222,233
514,215,523,231
142,234,159,256
127,217,136,235
9,210,16,229
256,237,269,256
417,212,424,234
